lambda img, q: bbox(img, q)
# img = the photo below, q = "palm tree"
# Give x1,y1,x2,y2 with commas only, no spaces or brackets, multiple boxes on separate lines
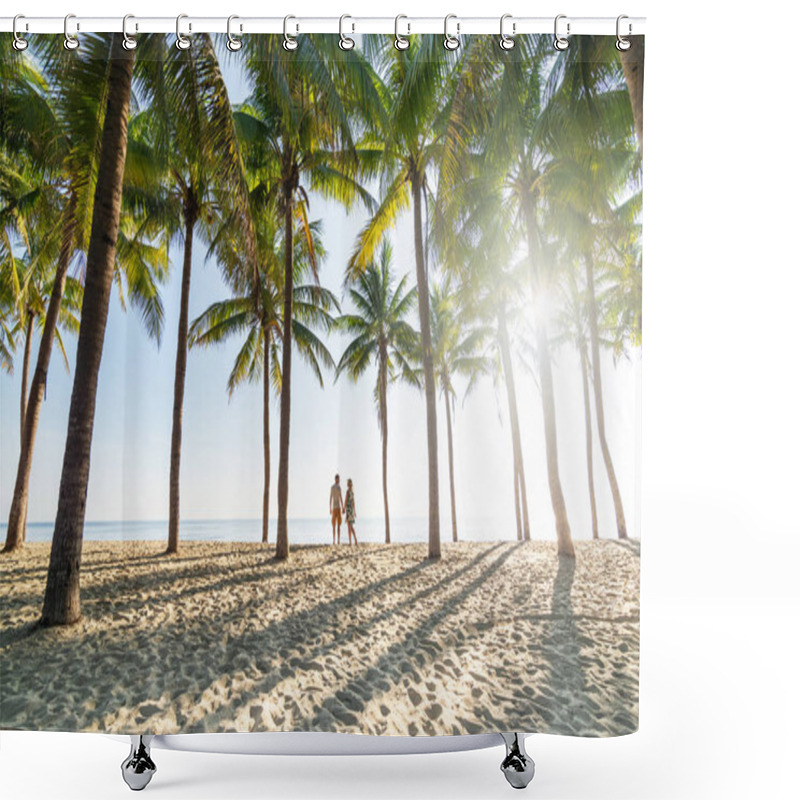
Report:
4,37,123,552
336,240,418,544
1,42,77,553
349,37,462,559
556,268,599,539
41,33,136,626
132,33,256,555
438,184,534,543
242,36,379,560
190,219,338,545
619,38,644,152
0,172,61,441
437,39,576,557
426,281,490,543
543,40,639,540
4,37,167,554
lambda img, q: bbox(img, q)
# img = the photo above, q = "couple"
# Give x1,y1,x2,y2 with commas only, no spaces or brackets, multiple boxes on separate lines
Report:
329,474,358,546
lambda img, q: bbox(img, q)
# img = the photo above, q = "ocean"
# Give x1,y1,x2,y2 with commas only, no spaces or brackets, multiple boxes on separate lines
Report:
3,516,521,545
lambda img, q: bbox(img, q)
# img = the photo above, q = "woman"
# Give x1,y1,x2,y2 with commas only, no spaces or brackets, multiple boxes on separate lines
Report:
345,478,358,547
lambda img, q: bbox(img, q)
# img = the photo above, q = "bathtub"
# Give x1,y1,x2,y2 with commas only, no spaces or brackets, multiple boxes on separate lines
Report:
113,731,535,791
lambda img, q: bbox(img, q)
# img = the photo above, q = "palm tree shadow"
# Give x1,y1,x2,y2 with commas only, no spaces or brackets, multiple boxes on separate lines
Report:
303,543,519,733
536,555,589,735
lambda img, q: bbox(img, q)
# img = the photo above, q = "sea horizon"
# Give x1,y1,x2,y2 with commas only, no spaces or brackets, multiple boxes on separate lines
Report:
1,515,529,545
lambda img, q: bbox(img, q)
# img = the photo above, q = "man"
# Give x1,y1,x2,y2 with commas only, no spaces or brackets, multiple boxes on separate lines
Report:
330,474,344,545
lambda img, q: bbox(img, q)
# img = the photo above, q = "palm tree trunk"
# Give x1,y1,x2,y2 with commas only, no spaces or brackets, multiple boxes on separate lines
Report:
412,175,440,559
167,204,197,555
619,36,644,152
16,312,34,546
584,252,627,539
497,308,531,540
275,190,294,561
579,339,599,539
40,36,134,626
524,206,573,557
4,189,79,554
262,329,270,544
379,344,391,544
19,312,33,445
536,323,574,557
513,461,522,541
444,384,458,543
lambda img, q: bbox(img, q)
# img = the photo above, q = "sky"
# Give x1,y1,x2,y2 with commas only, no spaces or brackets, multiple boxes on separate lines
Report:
0,47,640,541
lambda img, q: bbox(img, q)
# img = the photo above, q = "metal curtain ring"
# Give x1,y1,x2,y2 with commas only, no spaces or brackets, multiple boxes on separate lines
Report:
64,13,79,50
176,14,191,50
12,15,28,51
616,15,632,51
499,14,515,50
283,15,298,51
554,14,570,51
339,15,355,50
227,15,243,52
122,15,138,51
394,15,410,51
443,14,460,51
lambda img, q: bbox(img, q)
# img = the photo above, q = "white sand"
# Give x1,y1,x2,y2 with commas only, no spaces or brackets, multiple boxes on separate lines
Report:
0,539,639,737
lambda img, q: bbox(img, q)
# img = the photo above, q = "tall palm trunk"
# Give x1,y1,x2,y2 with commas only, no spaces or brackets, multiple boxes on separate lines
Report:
40,36,134,626
275,183,294,561
524,206,573,557
378,342,391,544
19,312,33,444
497,307,531,541
262,327,270,544
512,461,522,541
584,252,627,539
579,338,599,539
443,380,458,543
412,175,440,559
619,36,644,152
4,190,79,554
536,322,574,557
167,203,197,555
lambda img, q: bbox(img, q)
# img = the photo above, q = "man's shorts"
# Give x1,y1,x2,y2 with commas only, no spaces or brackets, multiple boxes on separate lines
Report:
332,508,342,525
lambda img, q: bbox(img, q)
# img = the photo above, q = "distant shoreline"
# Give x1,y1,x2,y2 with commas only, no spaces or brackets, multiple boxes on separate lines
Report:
0,515,567,545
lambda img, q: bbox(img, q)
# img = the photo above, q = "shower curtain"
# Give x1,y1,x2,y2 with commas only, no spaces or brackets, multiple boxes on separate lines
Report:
1,29,642,740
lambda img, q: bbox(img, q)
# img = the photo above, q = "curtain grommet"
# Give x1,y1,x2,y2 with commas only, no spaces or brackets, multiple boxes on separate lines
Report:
175,14,191,50
12,15,29,51
64,13,79,50
443,14,460,51
121,14,138,51
339,14,355,50
499,14,515,50
554,14,570,51
616,15,632,51
227,15,243,52
283,15,299,51
394,15,410,51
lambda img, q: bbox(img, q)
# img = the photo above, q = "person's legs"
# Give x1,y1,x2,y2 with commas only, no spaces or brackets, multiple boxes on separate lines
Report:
332,509,341,544
352,524,358,547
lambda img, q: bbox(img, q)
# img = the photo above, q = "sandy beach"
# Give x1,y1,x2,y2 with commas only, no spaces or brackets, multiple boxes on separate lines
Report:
0,539,639,737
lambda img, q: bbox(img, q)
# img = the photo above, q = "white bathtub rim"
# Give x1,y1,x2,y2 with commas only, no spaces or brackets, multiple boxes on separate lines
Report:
107,731,523,756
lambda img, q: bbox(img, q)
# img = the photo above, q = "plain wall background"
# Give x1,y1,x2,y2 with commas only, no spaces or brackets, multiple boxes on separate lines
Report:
2,1,798,798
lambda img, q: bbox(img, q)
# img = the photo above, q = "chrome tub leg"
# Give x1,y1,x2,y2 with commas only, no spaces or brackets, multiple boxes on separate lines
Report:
500,732,535,789
121,735,157,791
